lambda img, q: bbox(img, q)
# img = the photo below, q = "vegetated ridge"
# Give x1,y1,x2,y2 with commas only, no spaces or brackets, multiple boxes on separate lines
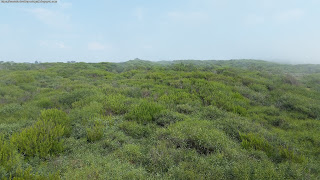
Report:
0,59,320,179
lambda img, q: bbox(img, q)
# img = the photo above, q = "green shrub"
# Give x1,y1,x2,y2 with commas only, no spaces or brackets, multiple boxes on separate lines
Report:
125,100,164,124
0,135,22,179
0,104,22,116
158,91,200,106
282,74,299,85
37,98,54,109
230,159,283,180
40,109,69,127
4,168,61,180
86,120,104,142
240,133,273,156
261,105,281,116
269,116,290,129
276,93,320,119
240,133,306,163
279,146,305,163
166,155,225,180
62,155,147,180
5,73,35,85
102,139,121,152
59,89,95,108
11,120,65,158
70,123,86,140
154,110,185,126
201,105,230,120
39,109,70,136
102,129,129,151
116,144,144,164
176,104,194,114
71,91,105,109
119,121,151,138
104,94,130,115
69,101,103,123
234,85,268,106
193,80,249,115
248,83,268,92
147,141,180,173
167,120,234,155
167,165,198,180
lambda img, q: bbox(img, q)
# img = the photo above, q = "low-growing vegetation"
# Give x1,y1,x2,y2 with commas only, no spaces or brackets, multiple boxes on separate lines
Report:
0,59,319,179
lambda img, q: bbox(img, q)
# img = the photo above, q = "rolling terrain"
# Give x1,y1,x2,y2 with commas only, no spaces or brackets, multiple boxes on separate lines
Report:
1,60,320,179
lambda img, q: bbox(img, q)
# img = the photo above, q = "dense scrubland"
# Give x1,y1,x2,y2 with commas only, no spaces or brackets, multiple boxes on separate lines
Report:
0,59,320,179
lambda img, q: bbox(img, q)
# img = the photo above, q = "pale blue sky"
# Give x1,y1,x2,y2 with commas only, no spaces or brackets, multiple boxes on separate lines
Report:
0,0,319,64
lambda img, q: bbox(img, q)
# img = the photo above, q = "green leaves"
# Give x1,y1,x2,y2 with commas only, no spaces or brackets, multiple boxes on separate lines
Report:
240,133,305,163
10,109,68,158
1,60,320,179
104,94,130,115
167,120,234,155
240,133,273,156
39,109,70,128
86,120,104,142
125,100,164,124
11,119,65,158
0,135,22,177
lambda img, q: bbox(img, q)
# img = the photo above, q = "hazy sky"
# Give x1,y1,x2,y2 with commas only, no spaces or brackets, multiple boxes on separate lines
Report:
0,0,319,64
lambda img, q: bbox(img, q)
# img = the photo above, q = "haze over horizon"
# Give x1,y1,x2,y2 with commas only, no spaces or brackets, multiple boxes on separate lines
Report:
0,0,319,64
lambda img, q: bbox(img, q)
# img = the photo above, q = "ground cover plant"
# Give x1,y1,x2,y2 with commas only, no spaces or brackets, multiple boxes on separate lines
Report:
0,59,319,179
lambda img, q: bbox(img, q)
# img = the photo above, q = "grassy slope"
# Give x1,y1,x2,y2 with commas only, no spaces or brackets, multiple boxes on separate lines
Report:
0,60,319,179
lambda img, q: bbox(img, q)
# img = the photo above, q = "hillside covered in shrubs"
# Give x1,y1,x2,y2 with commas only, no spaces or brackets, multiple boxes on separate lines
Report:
0,60,320,179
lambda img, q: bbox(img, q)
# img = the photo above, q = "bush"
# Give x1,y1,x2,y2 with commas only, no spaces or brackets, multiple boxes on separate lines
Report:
147,141,180,173
240,133,273,156
116,144,144,165
69,101,104,123
158,91,200,107
62,155,147,180
11,119,65,158
119,121,151,138
248,83,268,92
0,135,22,179
276,93,320,118
234,85,268,106
71,123,86,139
154,110,185,126
230,159,283,180
5,73,35,85
283,74,299,85
125,100,164,124
240,133,305,163
104,94,130,115
0,104,22,116
167,120,235,155
102,130,129,151
269,116,290,129
193,80,249,115
176,104,194,114
279,146,305,163
4,168,61,180
166,155,225,180
40,109,69,126
37,98,54,109
201,105,230,120
86,120,104,142
59,89,95,108
39,109,70,136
